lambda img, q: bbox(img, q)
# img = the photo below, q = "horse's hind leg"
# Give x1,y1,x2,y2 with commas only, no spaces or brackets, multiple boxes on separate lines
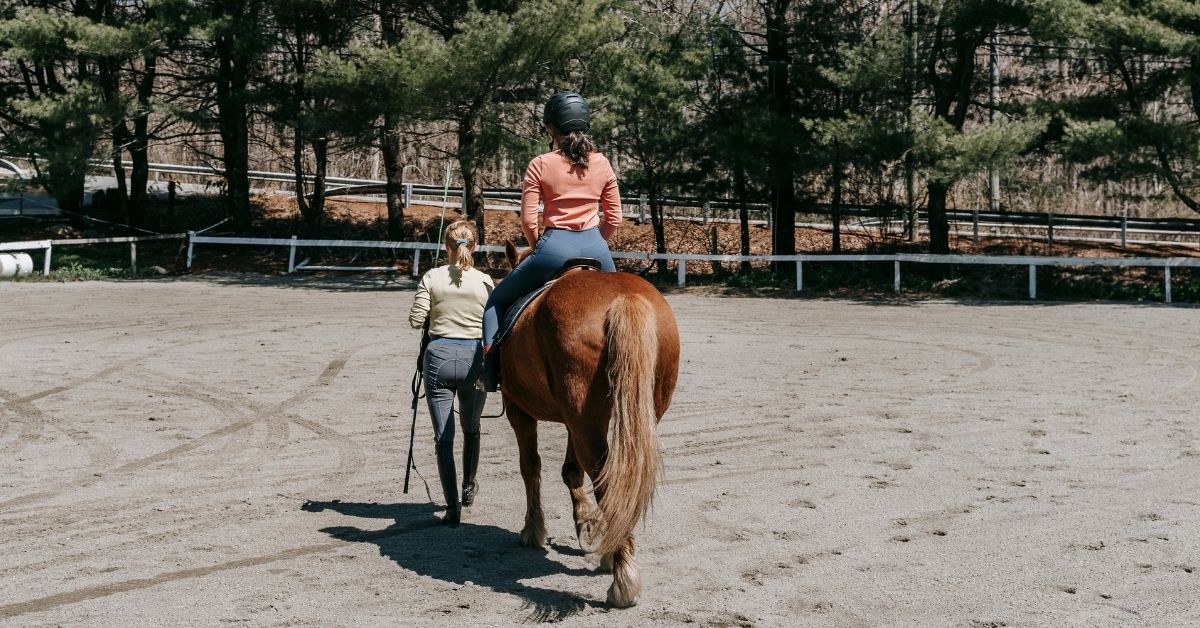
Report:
607,534,640,608
570,426,641,607
563,437,600,552
507,401,547,547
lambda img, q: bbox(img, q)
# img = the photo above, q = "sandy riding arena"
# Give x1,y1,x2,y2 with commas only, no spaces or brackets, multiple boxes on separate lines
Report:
1,277,1196,626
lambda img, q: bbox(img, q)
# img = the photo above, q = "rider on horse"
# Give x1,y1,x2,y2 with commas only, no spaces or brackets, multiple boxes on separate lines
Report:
481,90,623,391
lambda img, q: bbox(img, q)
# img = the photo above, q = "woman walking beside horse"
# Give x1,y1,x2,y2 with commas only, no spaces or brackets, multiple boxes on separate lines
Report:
481,90,622,391
408,220,493,525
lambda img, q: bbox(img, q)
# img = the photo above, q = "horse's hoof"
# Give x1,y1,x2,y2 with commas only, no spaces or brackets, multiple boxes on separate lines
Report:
575,520,601,553
606,583,638,608
519,526,547,548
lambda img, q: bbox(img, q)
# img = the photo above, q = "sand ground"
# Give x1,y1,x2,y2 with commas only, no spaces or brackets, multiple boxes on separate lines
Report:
0,277,1197,627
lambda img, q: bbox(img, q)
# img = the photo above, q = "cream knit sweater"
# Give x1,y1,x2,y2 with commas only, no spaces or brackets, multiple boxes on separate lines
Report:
408,265,494,339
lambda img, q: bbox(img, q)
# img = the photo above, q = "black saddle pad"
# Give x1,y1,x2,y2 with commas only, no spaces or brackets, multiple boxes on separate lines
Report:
493,283,552,349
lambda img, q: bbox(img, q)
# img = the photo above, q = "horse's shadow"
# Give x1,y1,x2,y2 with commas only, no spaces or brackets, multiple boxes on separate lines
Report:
301,500,600,622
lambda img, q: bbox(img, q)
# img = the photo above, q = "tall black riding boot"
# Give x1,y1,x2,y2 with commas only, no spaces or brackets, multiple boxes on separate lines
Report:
435,441,461,525
461,432,480,507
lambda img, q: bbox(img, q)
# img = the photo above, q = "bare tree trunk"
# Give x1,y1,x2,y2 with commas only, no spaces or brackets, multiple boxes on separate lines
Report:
766,0,796,274
128,53,156,228
927,179,950,254
648,174,668,276
381,120,405,239
380,3,406,240
457,112,485,241
99,56,130,222
311,136,328,234
215,27,253,233
831,161,843,253
735,168,751,273
293,133,329,238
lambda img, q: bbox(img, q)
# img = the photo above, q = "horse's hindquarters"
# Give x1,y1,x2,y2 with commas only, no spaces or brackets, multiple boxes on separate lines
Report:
498,270,681,609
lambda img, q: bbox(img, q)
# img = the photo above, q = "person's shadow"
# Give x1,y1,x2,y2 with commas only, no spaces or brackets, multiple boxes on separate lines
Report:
301,500,602,622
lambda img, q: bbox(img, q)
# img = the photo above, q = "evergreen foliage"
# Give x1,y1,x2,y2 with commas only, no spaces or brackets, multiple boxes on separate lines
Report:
1,0,1196,266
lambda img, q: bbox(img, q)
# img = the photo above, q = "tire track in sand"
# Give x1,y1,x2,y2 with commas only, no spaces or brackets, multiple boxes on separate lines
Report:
0,518,441,620
0,352,357,513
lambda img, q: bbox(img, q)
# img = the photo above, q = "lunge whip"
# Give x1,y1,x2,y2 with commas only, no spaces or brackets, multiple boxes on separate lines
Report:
404,319,433,495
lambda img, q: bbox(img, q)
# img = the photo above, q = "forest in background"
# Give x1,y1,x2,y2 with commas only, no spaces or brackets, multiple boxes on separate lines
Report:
1,0,1197,267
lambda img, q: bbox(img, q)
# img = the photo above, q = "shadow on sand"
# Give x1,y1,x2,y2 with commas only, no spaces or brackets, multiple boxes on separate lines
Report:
301,500,601,622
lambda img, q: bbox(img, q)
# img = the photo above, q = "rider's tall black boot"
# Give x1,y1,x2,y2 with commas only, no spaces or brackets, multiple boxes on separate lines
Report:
482,348,500,393
461,432,480,507
435,441,460,525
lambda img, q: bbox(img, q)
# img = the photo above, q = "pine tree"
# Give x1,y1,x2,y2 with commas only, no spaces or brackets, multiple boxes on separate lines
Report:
912,0,1045,253
390,0,619,243
596,5,710,275
263,0,364,236
1034,0,1200,214
184,0,272,233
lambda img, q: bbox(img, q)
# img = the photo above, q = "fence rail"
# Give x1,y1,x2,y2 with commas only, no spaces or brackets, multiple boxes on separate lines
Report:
3,232,1194,302
183,235,1195,303
6,156,1200,250
0,233,187,276
66,159,1200,246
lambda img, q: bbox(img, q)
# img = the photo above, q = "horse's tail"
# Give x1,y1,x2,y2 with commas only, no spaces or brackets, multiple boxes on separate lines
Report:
594,294,661,557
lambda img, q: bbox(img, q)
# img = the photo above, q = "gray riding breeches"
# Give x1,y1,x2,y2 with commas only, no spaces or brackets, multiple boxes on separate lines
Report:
423,338,486,444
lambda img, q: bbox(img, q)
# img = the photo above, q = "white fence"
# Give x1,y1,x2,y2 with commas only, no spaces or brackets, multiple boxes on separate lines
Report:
184,235,1197,303
0,233,187,276
3,233,1196,302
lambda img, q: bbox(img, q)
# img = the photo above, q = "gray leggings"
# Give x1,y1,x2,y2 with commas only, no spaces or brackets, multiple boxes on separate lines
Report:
423,338,486,444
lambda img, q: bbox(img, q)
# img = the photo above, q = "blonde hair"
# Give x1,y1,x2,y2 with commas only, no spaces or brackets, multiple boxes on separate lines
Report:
444,220,478,271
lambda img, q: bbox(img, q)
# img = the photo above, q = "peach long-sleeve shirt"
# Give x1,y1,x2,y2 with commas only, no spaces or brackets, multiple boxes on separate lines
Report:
520,150,622,247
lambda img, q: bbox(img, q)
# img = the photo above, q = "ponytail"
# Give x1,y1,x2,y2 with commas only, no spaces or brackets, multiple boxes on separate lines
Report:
444,220,478,271
560,130,595,169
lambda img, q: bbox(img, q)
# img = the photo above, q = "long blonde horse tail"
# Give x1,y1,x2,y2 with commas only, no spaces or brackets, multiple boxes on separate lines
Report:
594,294,661,558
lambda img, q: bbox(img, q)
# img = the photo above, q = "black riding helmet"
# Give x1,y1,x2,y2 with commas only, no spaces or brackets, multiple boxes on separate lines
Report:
543,91,590,133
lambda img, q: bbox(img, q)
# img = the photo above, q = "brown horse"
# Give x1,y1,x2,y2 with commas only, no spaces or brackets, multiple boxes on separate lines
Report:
498,243,680,608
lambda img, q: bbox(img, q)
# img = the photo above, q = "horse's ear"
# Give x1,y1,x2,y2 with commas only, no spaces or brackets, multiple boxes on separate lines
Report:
505,240,519,268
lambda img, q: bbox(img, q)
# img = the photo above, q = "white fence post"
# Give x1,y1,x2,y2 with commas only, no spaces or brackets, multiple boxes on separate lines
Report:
186,231,195,270
287,235,297,273
43,243,52,275
403,183,412,208
796,260,803,292
1028,265,1037,299
638,195,647,224
677,259,685,287
130,242,137,275
411,249,420,277
894,260,901,293
1165,265,1172,303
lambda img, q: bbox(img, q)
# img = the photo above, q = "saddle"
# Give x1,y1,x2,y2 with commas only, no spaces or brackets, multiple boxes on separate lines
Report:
492,258,601,350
